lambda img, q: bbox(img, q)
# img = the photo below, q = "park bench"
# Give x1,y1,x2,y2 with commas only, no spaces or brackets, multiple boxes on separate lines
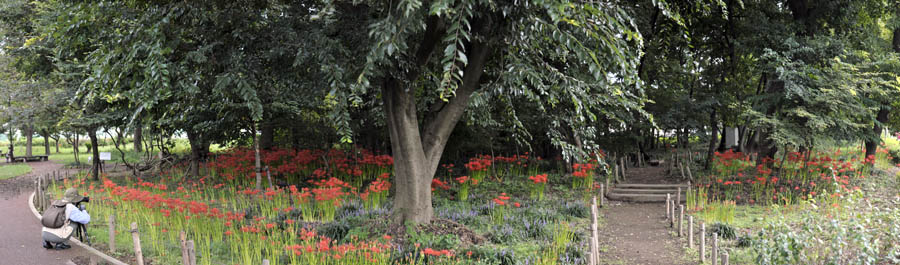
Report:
6,155,49,163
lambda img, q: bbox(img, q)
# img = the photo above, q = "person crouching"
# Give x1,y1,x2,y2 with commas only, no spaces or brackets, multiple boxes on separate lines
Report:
41,188,91,250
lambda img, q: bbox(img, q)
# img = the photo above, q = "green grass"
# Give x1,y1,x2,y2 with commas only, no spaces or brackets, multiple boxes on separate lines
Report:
1,137,225,166
0,164,32,179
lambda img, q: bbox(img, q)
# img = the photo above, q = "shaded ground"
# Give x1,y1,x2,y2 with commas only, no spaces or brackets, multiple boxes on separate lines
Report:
0,161,89,264
599,165,691,265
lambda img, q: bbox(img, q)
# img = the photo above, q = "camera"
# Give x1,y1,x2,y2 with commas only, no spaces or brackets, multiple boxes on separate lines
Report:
79,196,90,203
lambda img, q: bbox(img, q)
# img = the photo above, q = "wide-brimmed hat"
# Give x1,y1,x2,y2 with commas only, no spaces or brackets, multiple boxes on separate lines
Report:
61,188,84,204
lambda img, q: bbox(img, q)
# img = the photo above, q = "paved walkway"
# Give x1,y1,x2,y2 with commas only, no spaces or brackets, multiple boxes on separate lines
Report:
0,161,87,264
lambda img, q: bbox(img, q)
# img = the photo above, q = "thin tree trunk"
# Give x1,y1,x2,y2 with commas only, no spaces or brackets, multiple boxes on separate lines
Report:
260,122,275,150
134,124,142,152
89,131,101,180
864,107,889,158
706,109,718,169
42,130,50,155
25,124,33,157
254,124,263,190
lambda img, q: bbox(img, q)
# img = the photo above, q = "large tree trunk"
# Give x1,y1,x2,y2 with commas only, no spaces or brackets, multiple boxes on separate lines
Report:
865,107,890,158
134,124,142,152
89,131,101,180
386,28,491,223
25,124,33,157
706,108,718,169
186,131,209,178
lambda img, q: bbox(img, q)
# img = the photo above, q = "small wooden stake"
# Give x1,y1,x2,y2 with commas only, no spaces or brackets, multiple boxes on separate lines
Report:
262,260,270,265
700,223,706,263
688,216,694,248
180,231,190,265
108,215,116,253
187,240,197,265
678,205,684,237
712,233,719,265
131,222,144,265
723,252,730,265
589,197,600,265
679,162,686,179
666,194,671,221
599,184,605,207
676,187,681,207
670,201,676,228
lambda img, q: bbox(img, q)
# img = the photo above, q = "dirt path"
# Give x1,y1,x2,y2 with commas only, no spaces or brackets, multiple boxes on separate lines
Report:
598,166,691,265
0,161,88,264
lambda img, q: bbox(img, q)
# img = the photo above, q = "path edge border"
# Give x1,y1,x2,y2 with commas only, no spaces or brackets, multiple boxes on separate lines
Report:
29,192,131,265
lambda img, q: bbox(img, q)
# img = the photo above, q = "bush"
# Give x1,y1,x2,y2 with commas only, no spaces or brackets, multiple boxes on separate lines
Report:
753,205,900,264
709,222,736,240
889,148,900,164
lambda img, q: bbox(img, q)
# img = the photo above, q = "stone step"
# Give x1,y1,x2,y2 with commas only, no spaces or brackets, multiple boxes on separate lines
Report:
613,183,689,189
606,192,687,203
608,188,685,194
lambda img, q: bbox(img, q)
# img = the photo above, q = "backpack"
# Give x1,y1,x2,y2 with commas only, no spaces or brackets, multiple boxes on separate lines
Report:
41,202,68,229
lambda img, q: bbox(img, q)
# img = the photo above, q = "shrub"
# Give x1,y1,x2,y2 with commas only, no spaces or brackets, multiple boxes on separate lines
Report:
753,204,900,264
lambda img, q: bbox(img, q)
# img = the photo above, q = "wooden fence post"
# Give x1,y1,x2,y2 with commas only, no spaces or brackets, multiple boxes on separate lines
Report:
666,194,671,221
700,223,706,263
187,240,197,265
712,233,719,265
678,205,684,237
723,252,729,265
262,260,270,265
688,216,694,249
589,197,600,265
599,184,605,207
131,222,144,265
180,231,190,265
676,187,681,207
670,201,676,228
108,215,116,253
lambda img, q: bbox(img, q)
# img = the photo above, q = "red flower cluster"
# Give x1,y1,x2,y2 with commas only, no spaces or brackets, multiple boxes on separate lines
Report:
528,174,548,184
423,248,453,257
572,163,596,178
492,193,511,206
431,179,450,191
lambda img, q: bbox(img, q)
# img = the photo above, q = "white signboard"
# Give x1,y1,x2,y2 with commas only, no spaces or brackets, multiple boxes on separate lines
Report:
99,152,112,161
725,127,739,148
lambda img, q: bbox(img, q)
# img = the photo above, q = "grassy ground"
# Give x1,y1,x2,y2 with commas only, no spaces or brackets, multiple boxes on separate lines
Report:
0,163,31,179
1,137,225,166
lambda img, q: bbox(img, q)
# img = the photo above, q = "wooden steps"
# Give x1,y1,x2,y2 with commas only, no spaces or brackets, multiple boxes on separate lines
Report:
606,183,688,203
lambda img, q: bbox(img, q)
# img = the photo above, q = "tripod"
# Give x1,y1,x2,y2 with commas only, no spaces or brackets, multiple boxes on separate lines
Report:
74,203,89,244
